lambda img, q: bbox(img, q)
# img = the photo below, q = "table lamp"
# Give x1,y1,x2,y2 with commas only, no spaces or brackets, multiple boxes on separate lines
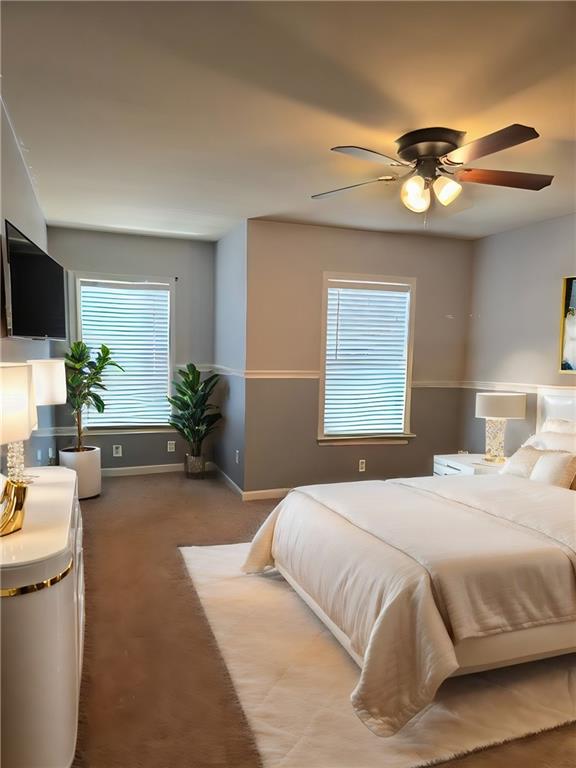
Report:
27,359,67,428
475,392,527,463
0,364,36,536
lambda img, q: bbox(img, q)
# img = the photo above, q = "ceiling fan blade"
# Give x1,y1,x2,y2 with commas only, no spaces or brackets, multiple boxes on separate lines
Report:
444,124,539,165
311,176,396,199
332,146,408,167
454,168,553,190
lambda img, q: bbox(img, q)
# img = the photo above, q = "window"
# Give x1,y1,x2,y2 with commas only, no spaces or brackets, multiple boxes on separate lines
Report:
77,277,172,427
319,274,415,440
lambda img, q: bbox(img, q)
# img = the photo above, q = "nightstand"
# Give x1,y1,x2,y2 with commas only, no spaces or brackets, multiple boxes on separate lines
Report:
433,453,503,476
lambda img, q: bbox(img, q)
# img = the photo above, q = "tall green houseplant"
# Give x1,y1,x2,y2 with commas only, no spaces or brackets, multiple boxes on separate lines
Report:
65,341,124,450
168,364,222,471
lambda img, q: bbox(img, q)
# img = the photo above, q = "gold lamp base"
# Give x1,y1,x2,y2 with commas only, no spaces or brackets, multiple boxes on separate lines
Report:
484,455,507,464
0,479,27,537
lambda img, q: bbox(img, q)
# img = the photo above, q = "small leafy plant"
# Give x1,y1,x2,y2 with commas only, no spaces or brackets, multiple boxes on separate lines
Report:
65,341,124,451
168,363,222,457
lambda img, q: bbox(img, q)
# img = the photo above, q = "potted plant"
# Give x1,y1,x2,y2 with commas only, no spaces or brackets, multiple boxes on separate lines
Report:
168,363,222,477
59,341,123,498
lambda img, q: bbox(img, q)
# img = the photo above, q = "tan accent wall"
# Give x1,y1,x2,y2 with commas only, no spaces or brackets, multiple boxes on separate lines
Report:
246,220,474,380
238,220,475,491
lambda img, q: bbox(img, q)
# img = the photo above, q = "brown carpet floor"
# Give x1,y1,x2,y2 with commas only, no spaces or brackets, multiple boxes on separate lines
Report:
74,473,575,768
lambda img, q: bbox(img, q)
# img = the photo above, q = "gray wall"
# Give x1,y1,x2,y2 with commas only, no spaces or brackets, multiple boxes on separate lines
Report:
214,222,247,370
241,220,474,491
459,213,576,453
1,104,46,251
213,374,245,487
48,226,214,366
47,226,215,468
1,102,54,465
213,223,248,486
466,214,576,388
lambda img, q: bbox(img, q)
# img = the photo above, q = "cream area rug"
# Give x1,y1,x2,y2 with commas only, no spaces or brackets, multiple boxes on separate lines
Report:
180,543,576,768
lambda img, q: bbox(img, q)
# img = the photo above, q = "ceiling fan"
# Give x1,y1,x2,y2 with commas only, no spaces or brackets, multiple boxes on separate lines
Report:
312,124,553,213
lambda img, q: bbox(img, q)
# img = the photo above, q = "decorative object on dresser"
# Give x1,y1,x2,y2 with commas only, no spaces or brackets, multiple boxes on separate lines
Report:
59,341,123,498
0,364,36,536
475,392,526,462
167,363,222,477
0,467,83,768
560,276,576,372
433,453,502,476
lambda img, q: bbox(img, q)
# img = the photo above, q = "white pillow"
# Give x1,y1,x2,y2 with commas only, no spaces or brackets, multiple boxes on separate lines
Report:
523,431,576,453
500,446,544,478
530,452,576,489
542,418,576,434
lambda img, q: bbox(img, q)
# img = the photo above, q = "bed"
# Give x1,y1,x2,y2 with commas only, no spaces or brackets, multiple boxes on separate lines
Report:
243,387,576,736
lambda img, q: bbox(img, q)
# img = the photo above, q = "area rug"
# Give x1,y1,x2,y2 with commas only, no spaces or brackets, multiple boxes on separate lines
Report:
180,543,576,768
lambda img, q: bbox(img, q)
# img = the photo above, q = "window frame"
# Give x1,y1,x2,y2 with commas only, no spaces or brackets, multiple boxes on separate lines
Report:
318,272,417,444
72,271,176,430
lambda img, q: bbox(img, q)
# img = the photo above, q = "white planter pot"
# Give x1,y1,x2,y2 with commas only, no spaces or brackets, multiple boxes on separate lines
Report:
59,447,101,499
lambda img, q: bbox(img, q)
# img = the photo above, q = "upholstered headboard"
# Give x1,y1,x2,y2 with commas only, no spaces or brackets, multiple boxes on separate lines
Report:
536,387,576,430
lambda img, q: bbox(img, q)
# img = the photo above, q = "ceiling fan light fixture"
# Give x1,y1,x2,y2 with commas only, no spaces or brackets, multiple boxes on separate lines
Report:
401,175,431,213
433,176,463,206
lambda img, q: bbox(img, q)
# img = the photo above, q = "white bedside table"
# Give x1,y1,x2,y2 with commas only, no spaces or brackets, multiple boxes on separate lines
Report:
433,453,503,476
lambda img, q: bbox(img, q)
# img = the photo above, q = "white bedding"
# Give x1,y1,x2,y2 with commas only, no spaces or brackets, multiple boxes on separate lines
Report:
243,474,576,736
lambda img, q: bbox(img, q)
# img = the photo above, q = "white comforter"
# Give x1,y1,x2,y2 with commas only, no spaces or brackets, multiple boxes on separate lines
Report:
243,475,576,736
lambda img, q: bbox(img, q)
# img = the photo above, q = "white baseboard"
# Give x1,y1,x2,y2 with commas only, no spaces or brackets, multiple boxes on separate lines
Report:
242,487,290,501
212,465,289,502
101,461,223,478
102,462,184,477
214,466,244,497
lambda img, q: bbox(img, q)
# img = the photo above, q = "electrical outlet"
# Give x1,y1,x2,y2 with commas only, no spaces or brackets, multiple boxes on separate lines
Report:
36,448,43,464
48,446,56,466
235,449,240,465
112,444,123,458
358,459,366,472
167,440,176,453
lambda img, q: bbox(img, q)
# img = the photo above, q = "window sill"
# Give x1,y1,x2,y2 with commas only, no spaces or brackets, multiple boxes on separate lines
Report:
317,433,416,446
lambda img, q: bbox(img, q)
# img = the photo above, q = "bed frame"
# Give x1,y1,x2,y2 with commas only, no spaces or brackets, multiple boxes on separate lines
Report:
282,386,576,677
453,386,574,675
536,385,576,430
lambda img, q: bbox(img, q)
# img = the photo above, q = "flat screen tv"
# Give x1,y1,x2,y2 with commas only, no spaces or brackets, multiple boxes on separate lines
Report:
3,220,67,339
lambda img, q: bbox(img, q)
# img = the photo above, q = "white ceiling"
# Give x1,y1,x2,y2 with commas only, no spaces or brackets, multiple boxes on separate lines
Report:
2,1,575,241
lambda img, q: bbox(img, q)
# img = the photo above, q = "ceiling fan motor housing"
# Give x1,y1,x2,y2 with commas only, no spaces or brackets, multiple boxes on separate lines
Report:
396,127,466,163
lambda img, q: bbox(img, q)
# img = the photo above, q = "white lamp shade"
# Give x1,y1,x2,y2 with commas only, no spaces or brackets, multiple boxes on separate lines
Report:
27,359,67,406
475,392,526,420
401,176,431,213
0,364,36,444
432,176,463,206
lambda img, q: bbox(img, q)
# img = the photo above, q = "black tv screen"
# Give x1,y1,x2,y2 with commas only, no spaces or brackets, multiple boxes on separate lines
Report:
4,221,67,339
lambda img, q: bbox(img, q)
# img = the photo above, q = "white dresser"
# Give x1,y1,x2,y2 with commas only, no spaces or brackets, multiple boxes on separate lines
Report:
433,453,502,476
0,467,84,768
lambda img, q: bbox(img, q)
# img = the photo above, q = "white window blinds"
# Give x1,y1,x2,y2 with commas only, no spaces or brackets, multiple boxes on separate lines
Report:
322,278,413,437
79,279,171,427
